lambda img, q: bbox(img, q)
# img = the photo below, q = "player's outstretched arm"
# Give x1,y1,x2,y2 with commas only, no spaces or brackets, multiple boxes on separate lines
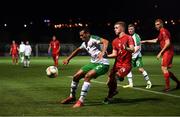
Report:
63,47,81,65
141,38,158,44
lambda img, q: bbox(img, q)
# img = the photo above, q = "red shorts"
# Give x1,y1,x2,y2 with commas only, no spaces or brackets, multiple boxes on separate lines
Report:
12,53,18,58
162,51,174,68
109,64,132,78
52,54,59,60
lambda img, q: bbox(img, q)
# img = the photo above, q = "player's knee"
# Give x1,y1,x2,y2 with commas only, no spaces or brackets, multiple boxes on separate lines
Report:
115,73,124,82
161,66,168,73
138,68,144,73
73,74,81,82
84,73,92,82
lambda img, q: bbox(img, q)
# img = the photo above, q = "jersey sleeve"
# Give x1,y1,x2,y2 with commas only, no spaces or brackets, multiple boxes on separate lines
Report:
161,30,170,41
134,34,141,46
79,42,85,49
91,35,101,44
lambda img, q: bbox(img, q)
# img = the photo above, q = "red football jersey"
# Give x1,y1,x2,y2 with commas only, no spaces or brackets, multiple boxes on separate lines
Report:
112,34,134,67
158,28,174,54
50,40,60,54
10,43,18,54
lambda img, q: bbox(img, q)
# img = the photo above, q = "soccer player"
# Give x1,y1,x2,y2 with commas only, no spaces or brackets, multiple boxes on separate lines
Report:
123,24,152,89
9,40,19,65
141,19,180,92
23,41,32,68
60,28,109,108
103,21,134,104
19,41,25,63
48,35,60,67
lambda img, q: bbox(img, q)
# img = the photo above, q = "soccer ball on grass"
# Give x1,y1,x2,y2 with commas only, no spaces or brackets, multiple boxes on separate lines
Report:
46,66,58,78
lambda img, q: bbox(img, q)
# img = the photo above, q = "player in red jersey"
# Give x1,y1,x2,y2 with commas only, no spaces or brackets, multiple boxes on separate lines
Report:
103,21,134,104
48,35,60,67
141,19,180,92
9,40,19,65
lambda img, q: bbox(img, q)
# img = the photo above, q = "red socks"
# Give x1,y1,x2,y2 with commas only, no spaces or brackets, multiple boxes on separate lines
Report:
163,72,170,89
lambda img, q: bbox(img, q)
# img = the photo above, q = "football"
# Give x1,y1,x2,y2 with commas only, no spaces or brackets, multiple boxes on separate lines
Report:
46,66,58,78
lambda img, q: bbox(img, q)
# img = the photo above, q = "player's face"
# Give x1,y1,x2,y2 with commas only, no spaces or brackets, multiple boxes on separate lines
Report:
128,27,135,35
52,36,56,41
79,31,89,41
155,21,162,31
114,24,122,35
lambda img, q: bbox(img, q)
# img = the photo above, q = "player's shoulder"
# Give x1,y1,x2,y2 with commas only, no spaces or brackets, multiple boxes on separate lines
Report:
160,28,169,34
90,35,101,40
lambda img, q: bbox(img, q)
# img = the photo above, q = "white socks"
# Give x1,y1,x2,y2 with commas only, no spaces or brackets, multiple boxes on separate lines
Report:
79,81,91,103
142,71,150,81
70,81,79,97
127,72,133,86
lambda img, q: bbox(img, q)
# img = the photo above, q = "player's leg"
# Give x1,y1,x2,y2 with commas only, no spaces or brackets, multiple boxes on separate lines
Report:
61,63,95,104
61,69,85,104
164,53,180,89
19,52,23,63
23,56,27,67
123,71,133,88
138,67,152,89
15,54,18,65
103,67,122,104
54,54,59,67
12,55,15,65
161,66,170,91
161,52,180,91
75,64,109,107
73,64,109,108
27,56,30,67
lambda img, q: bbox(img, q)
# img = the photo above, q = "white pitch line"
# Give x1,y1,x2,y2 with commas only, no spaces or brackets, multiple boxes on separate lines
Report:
92,80,180,99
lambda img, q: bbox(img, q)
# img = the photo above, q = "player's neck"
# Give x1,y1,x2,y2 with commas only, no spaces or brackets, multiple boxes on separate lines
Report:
119,32,125,38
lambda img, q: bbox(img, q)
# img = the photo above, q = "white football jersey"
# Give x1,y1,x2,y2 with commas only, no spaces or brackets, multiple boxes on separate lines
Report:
19,44,25,52
24,45,32,56
132,33,142,58
79,35,109,65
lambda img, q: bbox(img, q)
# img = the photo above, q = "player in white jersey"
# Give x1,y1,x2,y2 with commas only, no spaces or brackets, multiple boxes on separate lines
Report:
19,41,25,63
24,41,32,68
123,24,152,89
60,28,109,108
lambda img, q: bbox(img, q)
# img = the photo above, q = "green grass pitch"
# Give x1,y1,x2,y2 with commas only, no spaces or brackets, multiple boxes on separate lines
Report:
0,56,180,116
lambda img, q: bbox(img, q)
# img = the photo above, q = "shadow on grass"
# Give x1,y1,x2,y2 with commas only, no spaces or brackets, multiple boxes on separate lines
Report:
86,97,161,107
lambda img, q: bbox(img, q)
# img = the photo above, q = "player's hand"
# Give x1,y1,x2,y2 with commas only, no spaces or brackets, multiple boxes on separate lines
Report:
63,59,69,65
156,52,162,60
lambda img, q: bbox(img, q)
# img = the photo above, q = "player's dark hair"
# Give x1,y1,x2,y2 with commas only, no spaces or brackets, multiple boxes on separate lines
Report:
115,21,126,29
79,28,90,34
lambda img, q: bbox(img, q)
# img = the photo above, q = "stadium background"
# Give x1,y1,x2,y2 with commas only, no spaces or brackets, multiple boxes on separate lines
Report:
0,0,179,56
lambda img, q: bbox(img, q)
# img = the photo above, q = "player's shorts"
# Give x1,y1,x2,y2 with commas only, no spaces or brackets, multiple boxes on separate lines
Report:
12,53,18,58
81,63,109,78
132,57,143,68
162,51,174,68
24,55,31,60
52,54,59,60
19,52,24,57
109,64,131,79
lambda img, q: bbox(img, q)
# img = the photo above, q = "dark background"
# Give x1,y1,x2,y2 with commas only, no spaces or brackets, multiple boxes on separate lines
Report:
0,0,179,44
